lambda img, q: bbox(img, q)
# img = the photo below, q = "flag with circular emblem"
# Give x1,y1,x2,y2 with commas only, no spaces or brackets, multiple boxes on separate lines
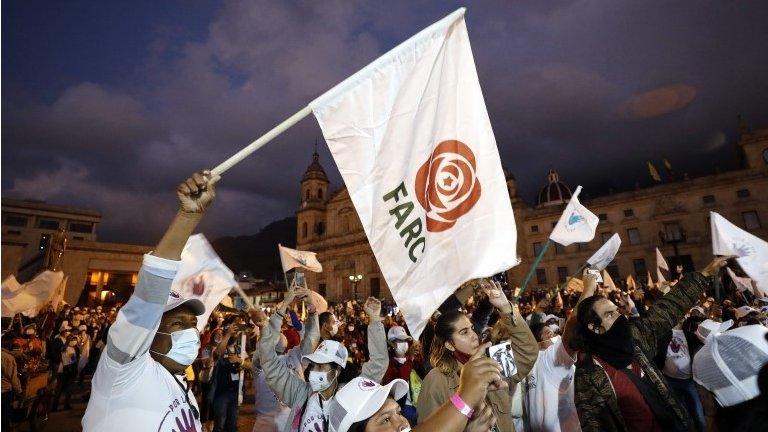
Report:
309,8,516,338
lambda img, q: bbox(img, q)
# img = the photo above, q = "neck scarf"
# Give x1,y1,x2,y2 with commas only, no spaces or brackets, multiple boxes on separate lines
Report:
452,349,472,365
586,315,634,368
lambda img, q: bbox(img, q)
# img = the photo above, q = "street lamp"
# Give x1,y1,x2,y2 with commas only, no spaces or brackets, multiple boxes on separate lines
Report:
348,274,363,301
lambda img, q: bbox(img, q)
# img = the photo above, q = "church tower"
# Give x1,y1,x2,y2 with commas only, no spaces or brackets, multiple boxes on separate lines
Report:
737,115,768,170
297,144,329,247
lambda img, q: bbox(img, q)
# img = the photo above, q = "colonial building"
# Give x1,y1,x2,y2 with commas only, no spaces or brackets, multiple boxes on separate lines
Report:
1,199,152,306
296,120,768,301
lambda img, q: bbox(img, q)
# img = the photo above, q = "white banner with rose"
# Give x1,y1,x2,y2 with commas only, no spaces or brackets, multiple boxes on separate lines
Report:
310,8,517,338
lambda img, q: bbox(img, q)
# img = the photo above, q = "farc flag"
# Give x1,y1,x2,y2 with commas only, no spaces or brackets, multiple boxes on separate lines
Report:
172,234,239,331
279,244,323,273
587,233,621,270
550,186,599,247
309,8,516,338
711,211,768,296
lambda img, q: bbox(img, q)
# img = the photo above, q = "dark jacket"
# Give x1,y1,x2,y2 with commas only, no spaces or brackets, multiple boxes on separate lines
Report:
574,273,711,432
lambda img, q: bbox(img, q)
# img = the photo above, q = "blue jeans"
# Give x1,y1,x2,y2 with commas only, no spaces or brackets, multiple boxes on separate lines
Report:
212,390,238,432
665,376,705,432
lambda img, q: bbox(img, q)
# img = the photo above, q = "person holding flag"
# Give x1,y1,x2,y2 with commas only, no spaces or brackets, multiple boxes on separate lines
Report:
83,170,218,431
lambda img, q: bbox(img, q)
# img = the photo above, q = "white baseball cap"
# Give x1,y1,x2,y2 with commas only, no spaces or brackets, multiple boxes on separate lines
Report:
689,306,706,315
693,325,768,407
734,306,758,320
163,291,205,316
303,340,348,367
387,326,412,342
695,319,733,343
328,377,409,432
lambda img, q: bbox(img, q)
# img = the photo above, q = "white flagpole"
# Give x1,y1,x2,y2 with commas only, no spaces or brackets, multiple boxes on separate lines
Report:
211,106,312,176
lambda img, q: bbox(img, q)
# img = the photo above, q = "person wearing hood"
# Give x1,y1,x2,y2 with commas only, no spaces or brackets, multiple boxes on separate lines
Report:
571,257,729,432
82,170,218,431
259,289,388,432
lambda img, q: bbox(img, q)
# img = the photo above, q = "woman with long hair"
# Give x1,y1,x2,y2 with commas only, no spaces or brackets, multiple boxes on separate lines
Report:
416,280,539,432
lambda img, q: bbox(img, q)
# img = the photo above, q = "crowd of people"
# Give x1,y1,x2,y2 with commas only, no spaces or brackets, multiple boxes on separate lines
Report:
3,170,768,432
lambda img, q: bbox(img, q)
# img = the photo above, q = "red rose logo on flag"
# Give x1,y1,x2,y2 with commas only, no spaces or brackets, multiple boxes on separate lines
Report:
415,140,482,232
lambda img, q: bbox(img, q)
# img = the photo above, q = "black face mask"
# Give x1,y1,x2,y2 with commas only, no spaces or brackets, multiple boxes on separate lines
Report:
585,315,634,369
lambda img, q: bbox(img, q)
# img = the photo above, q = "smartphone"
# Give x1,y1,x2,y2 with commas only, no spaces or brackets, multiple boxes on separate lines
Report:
585,268,603,283
294,272,306,289
486,341,517,378
490,271,509,288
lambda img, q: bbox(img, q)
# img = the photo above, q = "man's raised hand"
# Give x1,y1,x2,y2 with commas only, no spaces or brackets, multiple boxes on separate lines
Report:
177,170,220,214
363,297,382,322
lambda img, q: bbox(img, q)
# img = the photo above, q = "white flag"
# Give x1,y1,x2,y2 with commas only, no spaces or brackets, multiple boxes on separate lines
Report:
656,248,669,271
310,8,516,338
278,244,323,273
587,233,621,270
51,276,68,312
711,211,768,296
726,267,755,294
550,186,599,247
172,234,238,331
657,266,667,285
626,274,637,290
1,271,64,317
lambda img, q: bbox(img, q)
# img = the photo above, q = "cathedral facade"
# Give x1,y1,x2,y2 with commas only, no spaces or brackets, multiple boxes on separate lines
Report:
296,121,768,301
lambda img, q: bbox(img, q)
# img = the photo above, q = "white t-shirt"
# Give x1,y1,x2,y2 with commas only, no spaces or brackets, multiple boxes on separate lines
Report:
83,352,201,432
523,336,580,432
663,328,691,379
299,393,331,432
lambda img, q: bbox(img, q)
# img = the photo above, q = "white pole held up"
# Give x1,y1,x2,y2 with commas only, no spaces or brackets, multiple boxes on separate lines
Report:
211,105,313,176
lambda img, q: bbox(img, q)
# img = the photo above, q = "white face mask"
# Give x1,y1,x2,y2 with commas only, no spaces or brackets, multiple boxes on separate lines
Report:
151,328,200,366
308,369,335,392
394,342,409,357
547,324,560,334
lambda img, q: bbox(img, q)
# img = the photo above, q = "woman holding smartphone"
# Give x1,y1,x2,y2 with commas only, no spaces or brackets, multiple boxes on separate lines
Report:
416,280,539,432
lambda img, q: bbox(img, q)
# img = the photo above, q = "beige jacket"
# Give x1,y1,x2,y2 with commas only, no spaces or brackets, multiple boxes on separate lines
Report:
416,309,539,431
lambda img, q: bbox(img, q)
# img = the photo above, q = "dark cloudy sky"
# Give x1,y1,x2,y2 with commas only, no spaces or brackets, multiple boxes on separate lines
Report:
3,1,768,245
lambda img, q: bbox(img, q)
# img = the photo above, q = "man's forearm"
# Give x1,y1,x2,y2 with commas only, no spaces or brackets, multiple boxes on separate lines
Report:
154,211,203,260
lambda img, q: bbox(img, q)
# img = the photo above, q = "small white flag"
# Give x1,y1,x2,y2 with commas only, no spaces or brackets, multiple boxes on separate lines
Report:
626,274,637,290
279,244,323,273
657,266,667,285
587,233,621,270
656,247,669,272
711,211,768,296
646,271,655,288
172,234,239,331
726,267,754,293
550,186,599,247
310,8,517,338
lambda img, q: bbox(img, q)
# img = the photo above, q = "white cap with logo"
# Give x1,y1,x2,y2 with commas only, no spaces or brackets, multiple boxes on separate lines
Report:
734,306,758,320
302,340,348,367
163,291,206,316
328,377,409,432
387,326,412,342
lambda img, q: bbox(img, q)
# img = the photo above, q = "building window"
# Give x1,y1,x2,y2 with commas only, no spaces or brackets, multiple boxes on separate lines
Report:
36,219,60,230
536,269,547,285
317,188,323,199
624,209,634,217
702,195,715,205
557,266,568,283
578,243,589,252
531,224,539,233
601,232,612,244
736,189,750,198
370,278,381,298
598,213,608,221
316,222,325,236
7,230,21,235
551,221,557,228
555,243,566,254
3,214,28,227
533,242,543,256
627,228,641,245
69,221,93,233
319,283,326,297
633,259,647,276
606,263,620,280
305,189,310,200
743,211,761,230
302,222,308,238
664,222,684,242
73,236,84,240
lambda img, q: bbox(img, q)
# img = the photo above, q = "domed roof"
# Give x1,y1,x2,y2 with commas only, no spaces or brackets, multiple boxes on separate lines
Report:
537,169,572,207
302,150,328,183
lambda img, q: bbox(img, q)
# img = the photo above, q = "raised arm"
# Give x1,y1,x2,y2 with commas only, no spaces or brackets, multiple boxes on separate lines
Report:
561,272,597,356
360,297,388,383
485,281,538,383
633,257,728,357
106,171,217,365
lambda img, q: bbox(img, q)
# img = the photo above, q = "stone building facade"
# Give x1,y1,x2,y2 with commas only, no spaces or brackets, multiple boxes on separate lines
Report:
1,199,151,306
296,120,768,301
